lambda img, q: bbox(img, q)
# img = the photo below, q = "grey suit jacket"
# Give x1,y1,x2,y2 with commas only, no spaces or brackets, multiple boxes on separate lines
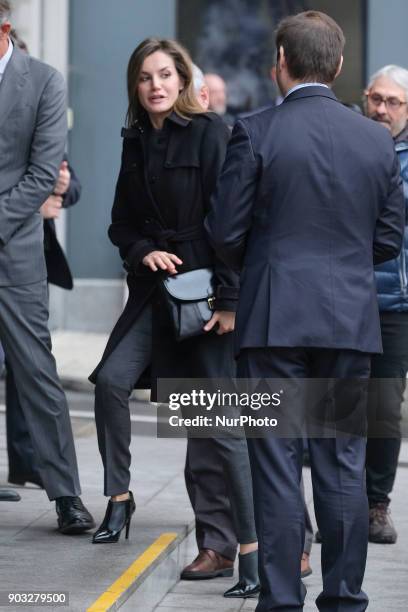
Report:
0,45,67,286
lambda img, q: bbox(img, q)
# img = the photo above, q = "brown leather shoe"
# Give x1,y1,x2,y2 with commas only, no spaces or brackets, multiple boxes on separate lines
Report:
180,549,234,580
301,552,312,578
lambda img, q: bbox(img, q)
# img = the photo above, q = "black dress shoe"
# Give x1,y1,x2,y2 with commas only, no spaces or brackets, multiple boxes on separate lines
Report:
92,491,136,544
9,472,44,489
55,496,95,535
0,489,21,502
224,550,260,598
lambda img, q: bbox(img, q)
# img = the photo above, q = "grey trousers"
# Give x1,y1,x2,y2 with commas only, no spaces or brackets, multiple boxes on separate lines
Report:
0,280,80,500
184,435,257,560
94,305,153,496
94,303,258,559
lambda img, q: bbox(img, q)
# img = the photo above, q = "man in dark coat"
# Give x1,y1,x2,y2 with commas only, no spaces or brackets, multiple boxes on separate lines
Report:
206,11,405,611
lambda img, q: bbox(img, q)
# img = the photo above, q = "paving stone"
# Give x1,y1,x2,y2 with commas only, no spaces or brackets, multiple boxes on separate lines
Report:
155,592,242,610
0,411,192,612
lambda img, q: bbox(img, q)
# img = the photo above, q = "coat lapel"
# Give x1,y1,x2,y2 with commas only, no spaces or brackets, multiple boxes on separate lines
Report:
0,46,29,132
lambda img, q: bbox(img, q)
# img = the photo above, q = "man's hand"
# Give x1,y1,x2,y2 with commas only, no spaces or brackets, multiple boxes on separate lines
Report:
53,160,71,196
40,195,63,219
142,250,183,274
204,311,236,335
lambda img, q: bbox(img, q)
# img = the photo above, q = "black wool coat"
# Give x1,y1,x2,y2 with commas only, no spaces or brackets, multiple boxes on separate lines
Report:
89,112,239,389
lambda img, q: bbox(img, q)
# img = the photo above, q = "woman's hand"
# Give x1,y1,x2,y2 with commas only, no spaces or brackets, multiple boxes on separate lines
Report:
203,311,236,335
142,251,183,274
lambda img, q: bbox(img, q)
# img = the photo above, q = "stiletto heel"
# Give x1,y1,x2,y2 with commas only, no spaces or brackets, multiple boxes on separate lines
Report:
92,491,136,544
125,516,132,540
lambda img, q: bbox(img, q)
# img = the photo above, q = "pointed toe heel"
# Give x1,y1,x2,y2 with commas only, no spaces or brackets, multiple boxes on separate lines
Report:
92,491,136,544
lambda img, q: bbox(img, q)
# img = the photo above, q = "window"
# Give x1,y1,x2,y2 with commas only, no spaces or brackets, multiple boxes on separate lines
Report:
177,0,366,111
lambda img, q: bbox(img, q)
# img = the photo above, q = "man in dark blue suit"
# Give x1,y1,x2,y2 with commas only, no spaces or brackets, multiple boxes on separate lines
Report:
206,10,405,612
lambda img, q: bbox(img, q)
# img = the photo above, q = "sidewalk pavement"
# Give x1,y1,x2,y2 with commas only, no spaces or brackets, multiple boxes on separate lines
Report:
0,329,407,611
0,410,193,611
1,330,192,611
152,445,408,612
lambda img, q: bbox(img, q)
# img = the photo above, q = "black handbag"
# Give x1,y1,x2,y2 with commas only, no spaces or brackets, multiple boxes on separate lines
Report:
161,268,216,341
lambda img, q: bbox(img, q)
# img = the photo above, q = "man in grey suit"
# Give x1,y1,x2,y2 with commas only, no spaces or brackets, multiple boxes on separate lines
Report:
0,1,94,533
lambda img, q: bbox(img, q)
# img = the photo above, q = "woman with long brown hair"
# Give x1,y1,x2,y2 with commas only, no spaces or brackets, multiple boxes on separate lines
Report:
89,38,260,598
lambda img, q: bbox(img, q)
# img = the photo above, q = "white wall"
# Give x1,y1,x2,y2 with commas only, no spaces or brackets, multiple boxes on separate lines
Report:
9,0,42,58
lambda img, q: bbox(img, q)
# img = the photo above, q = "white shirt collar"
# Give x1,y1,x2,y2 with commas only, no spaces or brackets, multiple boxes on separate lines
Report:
284,82,329,99
0,38,14,83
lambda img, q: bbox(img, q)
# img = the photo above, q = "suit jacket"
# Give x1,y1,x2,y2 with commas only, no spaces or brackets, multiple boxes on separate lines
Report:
206,86,405,354
0,44,67,286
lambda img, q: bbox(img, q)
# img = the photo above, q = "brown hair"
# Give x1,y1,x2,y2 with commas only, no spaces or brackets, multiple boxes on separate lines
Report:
276,11,345,84
126,37,203,126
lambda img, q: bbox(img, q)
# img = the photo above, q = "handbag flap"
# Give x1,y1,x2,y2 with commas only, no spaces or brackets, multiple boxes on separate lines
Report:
163,268,214,301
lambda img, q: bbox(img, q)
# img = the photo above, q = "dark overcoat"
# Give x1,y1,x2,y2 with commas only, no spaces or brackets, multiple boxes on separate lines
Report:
89,112,238,389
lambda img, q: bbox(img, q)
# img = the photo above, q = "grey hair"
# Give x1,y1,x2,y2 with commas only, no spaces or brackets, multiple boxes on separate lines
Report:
367,64,408,101
192,64,206,94
0,1,11,24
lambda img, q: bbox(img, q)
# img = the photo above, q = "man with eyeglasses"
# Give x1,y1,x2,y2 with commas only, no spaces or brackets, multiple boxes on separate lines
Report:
364,65,408,544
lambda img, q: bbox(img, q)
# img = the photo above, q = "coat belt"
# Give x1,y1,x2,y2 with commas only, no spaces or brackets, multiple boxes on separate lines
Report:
140,221,205,250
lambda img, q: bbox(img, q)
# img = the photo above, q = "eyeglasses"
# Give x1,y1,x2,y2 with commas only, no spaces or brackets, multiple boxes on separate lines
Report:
366,92,407,110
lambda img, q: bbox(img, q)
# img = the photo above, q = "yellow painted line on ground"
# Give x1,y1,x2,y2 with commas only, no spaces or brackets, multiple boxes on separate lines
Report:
87,532,178,612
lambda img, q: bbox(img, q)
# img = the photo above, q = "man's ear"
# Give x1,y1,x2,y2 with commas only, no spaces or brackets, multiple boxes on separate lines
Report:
277,45,286,71
335,55,344,79
0,22,11,37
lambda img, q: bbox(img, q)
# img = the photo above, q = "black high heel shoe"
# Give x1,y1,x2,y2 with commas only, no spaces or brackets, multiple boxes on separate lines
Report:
92,491,136,544
224,550,260,599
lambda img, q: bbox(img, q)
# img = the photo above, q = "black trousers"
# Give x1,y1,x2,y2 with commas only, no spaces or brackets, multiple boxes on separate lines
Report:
238,347,370,612
367,311,408,506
